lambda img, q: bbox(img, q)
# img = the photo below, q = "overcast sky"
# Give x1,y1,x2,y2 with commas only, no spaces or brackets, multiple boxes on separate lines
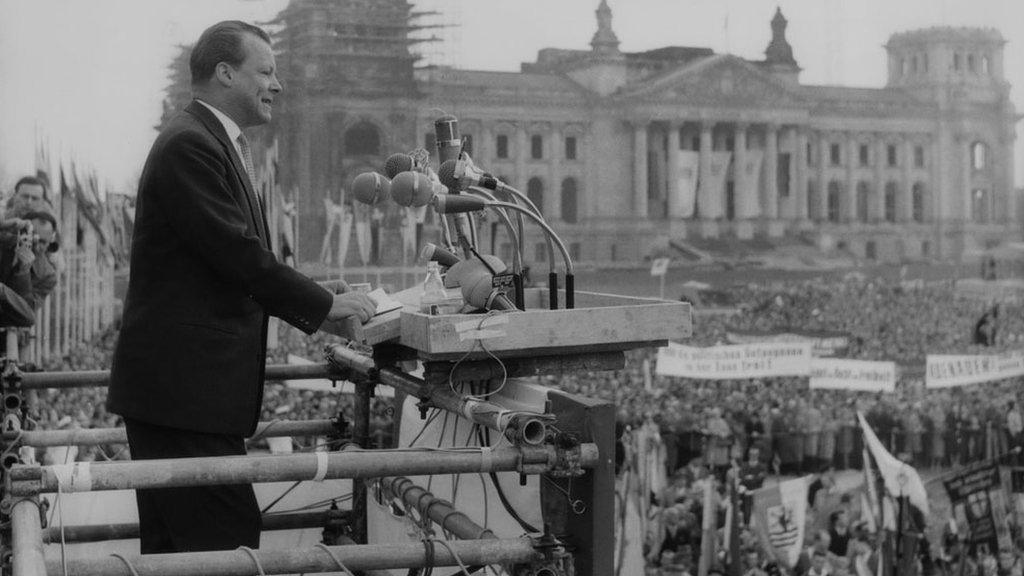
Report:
1,0,1022,194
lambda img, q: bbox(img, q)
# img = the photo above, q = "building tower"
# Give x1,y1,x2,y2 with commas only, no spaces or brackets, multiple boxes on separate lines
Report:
886,28,1017,237
269,0,440,264
760,7,801,85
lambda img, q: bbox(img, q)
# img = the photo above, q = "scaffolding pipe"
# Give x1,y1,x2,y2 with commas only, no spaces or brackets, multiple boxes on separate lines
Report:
328,345,551,445
9,444,594,496
382,476,495,541
17,363,345,390
42,510,351,544
11,497,46,576
6,419,340,448
42,538,539,576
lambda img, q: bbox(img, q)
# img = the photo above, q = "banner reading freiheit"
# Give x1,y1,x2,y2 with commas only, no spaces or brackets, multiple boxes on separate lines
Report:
655,342,813,380
809,358,897,393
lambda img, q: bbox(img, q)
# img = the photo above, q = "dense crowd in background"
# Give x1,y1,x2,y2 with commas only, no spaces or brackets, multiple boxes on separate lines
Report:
19,275,1024,573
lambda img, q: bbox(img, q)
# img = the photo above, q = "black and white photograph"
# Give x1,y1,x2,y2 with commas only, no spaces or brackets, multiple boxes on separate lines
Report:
2,1,1024,575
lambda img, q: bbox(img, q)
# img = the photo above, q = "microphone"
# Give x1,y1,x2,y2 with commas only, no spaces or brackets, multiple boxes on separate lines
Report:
384,153,415,179
438,159,505,194
433,194,487,214
434,115,462,165
351,172,391,205
391,171,445,208
419,242,461,268
446,256,516,312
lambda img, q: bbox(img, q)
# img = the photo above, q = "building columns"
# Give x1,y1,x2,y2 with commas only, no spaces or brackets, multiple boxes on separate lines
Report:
873,135,886,222
817,132,829,221
794,127,808,220
733,123,751,218
845,133,857,222
633,121,649,218
666,123,681,218
960,136,972,221
548,126,563,222
698,122,715,219
763,123,779,219
901,137,913,222
515,124,527,191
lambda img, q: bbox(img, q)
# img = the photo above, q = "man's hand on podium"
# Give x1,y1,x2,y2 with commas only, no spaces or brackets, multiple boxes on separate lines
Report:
323,292,377,327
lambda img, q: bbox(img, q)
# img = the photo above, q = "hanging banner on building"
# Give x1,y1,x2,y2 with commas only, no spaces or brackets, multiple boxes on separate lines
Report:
735,149,763,219
725,327,850,358
944,463,1012,555
697,151,732,219
353,204,372,266
808,358,897,393
655,341,813,380
675,150,700,219
925,350,1024,388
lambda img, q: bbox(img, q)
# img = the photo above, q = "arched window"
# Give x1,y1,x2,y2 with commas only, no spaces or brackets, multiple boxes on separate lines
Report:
560,178,578,223
884,182,899,223
967,54,977,73
912,182,926,223
827,181,842,223
856,181,871,223
982,55,991,75
527,177,544,216
344,121,381,156
971,142,988,170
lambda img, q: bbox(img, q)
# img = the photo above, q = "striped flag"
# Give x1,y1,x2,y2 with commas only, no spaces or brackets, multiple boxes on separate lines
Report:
751,476,810,568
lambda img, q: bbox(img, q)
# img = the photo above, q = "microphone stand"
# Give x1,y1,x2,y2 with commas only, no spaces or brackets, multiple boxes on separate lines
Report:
479,201,575,309
465,188,524,279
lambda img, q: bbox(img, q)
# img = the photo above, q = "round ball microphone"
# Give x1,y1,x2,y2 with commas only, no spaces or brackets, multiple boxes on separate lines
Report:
437,159,461,194
458,265,516,311
384,153,415,179
392,171,441,208
351,172,391,206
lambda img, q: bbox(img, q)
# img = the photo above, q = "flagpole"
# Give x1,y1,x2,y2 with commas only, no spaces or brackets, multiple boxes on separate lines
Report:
895,483,904,576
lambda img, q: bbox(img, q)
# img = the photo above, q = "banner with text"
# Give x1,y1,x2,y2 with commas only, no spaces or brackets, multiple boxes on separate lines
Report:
656,342,813,380
925,350,1024,388
809,358,897,393
944,463,1012,555
726,327,850,358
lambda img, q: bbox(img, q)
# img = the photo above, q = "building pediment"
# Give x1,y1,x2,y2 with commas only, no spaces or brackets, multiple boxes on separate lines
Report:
623,54,803,108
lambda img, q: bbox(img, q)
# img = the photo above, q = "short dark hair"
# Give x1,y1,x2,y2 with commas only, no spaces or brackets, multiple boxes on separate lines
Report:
189,21,271,87
14,176,46,195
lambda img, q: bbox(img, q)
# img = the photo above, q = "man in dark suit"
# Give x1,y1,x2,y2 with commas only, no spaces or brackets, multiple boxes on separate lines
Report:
107,20,376,554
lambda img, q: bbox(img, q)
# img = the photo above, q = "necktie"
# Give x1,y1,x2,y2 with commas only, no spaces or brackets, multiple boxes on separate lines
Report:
236,133,267,224
236,133,260,197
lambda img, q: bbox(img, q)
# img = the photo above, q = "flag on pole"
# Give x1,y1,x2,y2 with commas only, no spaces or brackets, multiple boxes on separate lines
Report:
751,476,810,568
858,412,929,515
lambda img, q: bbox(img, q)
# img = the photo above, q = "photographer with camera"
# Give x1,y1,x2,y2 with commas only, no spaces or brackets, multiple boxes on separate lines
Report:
0,217,39,327
6,176,61,307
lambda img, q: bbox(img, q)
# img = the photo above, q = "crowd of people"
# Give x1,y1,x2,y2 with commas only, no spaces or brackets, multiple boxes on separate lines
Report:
17,272,1024,573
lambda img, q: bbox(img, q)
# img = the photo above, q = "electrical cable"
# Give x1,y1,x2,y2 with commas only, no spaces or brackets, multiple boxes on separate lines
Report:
477,426,539,534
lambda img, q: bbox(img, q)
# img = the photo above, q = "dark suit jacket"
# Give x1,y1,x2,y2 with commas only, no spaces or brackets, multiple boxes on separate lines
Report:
108,101,332,436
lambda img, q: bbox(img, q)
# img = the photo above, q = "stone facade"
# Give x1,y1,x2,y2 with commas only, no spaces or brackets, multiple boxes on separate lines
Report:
272,0,1020,266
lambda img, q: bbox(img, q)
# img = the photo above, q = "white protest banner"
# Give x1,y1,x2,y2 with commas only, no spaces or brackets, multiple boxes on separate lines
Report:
676,150,700,218
656,341,813,380
926,350,1024,388
809,358,897,393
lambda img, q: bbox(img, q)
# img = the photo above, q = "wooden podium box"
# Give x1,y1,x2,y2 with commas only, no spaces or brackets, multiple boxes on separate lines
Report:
332,287,691,361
